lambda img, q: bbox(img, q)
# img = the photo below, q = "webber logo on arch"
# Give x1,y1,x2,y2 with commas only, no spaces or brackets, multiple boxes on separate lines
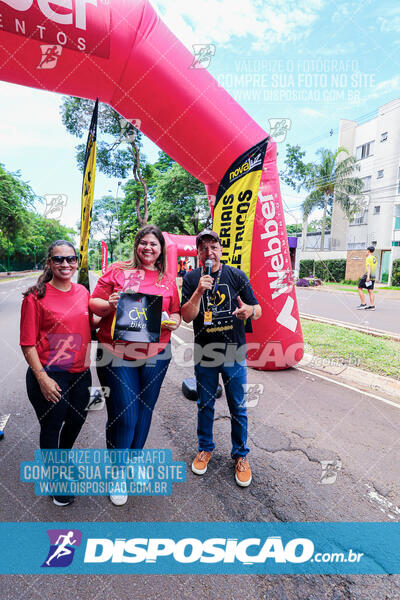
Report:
0,0,110,58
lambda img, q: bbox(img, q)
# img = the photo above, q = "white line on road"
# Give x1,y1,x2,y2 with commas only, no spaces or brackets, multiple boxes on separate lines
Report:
172,332,400,410
0,414,11,430
296,367,400,410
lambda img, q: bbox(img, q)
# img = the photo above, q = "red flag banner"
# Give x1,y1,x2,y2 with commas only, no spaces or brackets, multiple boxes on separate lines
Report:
101,241,108,275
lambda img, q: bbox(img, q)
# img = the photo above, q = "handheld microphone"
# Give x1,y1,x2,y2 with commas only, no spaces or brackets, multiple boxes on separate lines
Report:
204,259,213,276
204,259,213,302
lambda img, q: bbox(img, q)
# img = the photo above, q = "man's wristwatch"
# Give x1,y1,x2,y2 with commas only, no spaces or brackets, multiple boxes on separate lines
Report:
250,305,256,319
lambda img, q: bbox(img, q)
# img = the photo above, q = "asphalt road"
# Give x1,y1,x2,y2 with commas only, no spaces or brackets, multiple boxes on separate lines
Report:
295,287,400,334
0,275,399,599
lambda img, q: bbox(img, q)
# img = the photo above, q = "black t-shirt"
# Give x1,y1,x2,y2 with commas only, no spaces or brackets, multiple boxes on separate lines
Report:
181,264,258,348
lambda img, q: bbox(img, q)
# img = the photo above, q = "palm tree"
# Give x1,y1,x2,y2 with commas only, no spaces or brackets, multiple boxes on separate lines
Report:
301,147,362,251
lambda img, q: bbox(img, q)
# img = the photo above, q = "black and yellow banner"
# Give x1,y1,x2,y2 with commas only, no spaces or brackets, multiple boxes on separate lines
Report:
78,98,98,289
213,138,268,279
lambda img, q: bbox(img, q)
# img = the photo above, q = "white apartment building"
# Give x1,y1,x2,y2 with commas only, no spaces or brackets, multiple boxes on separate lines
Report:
331,98,400,283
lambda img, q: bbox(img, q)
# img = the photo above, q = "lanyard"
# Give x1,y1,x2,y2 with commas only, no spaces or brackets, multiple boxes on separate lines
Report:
206,265,223,310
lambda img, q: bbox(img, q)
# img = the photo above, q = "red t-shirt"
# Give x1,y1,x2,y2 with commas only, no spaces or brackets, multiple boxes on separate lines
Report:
20,283,91,373
91,265,180,360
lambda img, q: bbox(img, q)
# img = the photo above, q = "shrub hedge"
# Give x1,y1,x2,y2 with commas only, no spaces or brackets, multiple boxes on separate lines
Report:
314,259,346,282
299,259,314,278
299,259,346,282
392,259,400,287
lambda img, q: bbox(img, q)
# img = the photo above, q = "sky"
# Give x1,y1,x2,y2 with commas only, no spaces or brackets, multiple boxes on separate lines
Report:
1,0,400,232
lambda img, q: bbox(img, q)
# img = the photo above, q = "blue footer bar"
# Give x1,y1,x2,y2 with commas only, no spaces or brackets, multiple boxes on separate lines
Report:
0,522,399,574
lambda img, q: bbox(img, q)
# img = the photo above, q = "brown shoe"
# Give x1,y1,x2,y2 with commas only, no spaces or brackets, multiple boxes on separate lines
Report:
235,456,252,487
192,451,212,475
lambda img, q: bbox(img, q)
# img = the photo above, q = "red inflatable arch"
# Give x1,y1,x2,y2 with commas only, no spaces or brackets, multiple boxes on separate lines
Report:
0,0,303,369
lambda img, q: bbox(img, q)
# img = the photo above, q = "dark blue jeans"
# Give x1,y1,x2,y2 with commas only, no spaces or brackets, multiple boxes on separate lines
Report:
98,344,171,450
194,360,249,458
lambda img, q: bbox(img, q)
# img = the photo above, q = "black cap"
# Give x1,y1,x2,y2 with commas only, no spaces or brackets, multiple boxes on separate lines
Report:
196,229,221,248
367,245,375,253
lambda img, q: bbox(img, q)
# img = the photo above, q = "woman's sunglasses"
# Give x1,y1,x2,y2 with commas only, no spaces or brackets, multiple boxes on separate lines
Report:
50,256,78,265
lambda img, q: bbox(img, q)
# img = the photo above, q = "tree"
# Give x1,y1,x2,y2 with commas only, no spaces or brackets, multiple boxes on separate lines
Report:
285,223,302,236
280,145,362,252
303,147,362,251
280,145,314,251
1,211,74,271
61,98,150,226
0,163,35,242
280,145,314,193
149,160,210,235
90,195,121,263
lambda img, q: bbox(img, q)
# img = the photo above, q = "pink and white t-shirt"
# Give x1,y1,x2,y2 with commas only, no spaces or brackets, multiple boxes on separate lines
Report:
91,264,180,360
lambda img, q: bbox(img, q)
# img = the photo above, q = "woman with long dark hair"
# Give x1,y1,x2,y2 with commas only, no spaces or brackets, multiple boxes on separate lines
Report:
20,240,92,506
90,225,180,505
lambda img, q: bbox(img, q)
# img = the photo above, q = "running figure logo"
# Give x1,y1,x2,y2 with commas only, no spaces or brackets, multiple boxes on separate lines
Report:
267,118,292,143
37,45,62,70
190,44,216,69
42,529,82,568
47,334,82,369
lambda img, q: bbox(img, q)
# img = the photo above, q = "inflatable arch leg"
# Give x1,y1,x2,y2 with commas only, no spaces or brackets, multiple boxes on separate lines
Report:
0,0,303,369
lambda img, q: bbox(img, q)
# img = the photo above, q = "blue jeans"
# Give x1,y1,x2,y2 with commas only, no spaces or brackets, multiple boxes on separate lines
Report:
194,360,249,458
98,344,171,450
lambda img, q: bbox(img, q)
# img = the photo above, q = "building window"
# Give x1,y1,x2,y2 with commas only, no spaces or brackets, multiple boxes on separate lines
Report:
352,210,368,225
347,242,366,250
373,206,380,214
356,141,374,160
361,176,371,191
395,205,400,230
380,132,388,142
377,170,384,178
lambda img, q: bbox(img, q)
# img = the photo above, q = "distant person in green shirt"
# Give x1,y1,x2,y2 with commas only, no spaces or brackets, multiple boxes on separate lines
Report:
356,246,377,310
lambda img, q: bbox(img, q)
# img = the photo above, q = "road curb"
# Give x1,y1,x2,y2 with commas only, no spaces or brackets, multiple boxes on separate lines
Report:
300,313,400,342
298,352,400,402
296,286,400,300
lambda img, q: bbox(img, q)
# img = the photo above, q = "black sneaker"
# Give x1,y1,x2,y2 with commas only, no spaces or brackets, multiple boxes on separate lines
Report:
51,495,75,506
356,304,367,310
365,306,376,311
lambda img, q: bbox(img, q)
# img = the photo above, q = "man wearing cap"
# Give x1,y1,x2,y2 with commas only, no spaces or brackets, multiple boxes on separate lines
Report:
181,229,261,487
356,245,377,311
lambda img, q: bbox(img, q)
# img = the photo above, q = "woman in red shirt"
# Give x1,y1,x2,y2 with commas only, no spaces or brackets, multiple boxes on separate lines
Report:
20,240,92,507
90,225,180,505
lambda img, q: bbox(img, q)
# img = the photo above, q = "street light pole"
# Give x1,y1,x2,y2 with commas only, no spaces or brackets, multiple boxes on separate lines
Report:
115,181,122,260
108,181,123,261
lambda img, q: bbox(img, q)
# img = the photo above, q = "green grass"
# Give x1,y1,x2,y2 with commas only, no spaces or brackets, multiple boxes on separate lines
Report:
317,281,400,292
301,319,400,380
0,273,34,283
311,282,378,293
